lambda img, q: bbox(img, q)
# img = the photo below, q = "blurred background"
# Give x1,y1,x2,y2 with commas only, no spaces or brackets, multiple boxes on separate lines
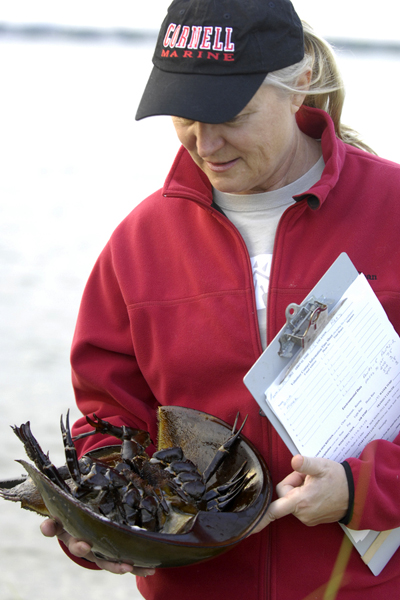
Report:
0,1,399,599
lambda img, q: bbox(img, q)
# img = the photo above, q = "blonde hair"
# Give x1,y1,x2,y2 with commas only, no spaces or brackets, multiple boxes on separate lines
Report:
265,22,375,154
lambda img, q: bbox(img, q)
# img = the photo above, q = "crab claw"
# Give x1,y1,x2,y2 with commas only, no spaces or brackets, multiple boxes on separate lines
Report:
204,462,255,511
73,414,152,449
202,414,248,483
11,422,70,493
60,411,82,484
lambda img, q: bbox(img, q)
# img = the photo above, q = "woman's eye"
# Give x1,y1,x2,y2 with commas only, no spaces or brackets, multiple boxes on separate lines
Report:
224,113,250,126
173,117,194,126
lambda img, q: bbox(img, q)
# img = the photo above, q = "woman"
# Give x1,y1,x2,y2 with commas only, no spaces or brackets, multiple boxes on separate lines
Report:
42,1,400,598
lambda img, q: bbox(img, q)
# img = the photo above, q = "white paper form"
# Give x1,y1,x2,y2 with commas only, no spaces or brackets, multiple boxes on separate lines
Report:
265,274,400,463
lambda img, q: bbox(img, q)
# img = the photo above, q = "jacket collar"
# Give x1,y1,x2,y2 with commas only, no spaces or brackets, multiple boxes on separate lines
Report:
163,146,213,206
294,106,346,210
163,106,345,210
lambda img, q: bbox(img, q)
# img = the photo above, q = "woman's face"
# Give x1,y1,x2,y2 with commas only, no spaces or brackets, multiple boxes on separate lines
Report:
172,84,305,195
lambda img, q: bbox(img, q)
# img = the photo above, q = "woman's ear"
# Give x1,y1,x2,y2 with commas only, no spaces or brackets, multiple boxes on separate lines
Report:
291,69,312,114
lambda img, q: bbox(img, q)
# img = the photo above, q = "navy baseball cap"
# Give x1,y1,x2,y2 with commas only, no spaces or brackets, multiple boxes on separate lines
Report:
135,0,304,124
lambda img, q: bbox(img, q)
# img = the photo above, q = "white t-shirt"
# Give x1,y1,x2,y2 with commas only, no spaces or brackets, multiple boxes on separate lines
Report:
213,156,325,349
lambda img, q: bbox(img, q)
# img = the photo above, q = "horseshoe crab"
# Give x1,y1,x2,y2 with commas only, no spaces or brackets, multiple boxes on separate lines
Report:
0,406,272,568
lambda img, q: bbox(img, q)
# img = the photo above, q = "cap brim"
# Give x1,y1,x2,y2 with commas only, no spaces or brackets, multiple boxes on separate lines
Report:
135,66,268,124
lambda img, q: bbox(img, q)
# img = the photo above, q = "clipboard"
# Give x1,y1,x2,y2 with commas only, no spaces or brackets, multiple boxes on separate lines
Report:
244,252,358,455
243,252,400,575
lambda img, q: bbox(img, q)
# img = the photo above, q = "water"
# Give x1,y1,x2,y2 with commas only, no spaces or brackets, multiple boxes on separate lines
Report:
0,35,399,600
0,35,180,600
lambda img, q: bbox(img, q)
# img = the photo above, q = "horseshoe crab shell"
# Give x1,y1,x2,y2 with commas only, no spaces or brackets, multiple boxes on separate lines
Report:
4,406,272,568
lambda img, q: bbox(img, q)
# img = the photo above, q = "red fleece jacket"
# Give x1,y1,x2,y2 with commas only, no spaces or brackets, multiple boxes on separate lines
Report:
67,107,400,599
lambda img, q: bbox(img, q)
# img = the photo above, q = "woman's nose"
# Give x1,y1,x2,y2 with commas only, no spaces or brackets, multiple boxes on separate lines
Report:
194,122,225,158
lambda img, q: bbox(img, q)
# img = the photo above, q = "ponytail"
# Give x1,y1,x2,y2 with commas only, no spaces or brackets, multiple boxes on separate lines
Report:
265,22,376,154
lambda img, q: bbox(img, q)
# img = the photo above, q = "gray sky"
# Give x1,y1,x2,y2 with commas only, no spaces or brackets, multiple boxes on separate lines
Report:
1,0,399,41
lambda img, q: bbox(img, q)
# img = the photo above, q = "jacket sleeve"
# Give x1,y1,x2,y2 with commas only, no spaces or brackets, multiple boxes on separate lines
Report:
70,241,160,459
59,242,160,569
344,433,400,531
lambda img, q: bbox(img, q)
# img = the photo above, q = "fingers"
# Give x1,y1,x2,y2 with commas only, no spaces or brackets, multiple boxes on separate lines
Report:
41,518,94,558
275,469,306,498
40,518,64,537
291,454,305,472
66,536,154,576
251,495,298,533
92,555,155,577
64,535,93,558
40,518,92,557
266,495,298,522
89,555,134,575
251,455,350,533
291,454,328,476
276,455,328,497
288,456,349,525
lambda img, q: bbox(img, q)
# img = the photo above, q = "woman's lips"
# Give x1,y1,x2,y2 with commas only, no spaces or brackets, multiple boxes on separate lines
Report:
205,158,239,172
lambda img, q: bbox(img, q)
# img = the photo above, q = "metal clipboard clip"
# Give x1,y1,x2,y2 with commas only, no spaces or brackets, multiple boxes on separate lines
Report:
278,296,329,358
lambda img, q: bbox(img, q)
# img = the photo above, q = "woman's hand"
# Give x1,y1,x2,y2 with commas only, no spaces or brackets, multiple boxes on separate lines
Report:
252,455,349,534
40,518,156,577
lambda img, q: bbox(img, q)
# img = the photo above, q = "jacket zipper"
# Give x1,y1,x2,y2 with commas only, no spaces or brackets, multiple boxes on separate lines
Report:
208,200,274,600
166,191,303,600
